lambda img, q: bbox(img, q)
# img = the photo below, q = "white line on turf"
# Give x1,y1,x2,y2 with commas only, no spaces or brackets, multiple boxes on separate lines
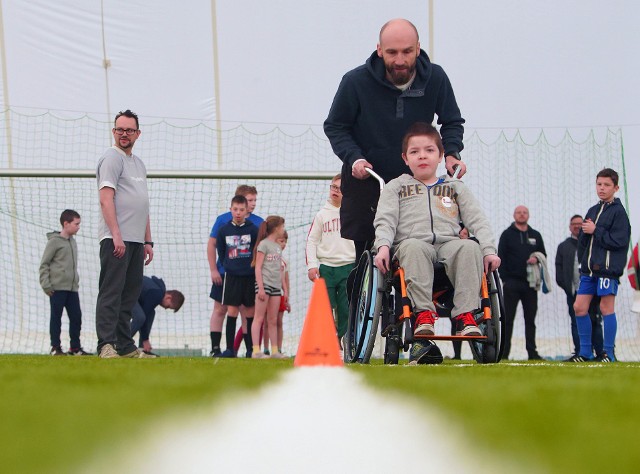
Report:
85,367,523,474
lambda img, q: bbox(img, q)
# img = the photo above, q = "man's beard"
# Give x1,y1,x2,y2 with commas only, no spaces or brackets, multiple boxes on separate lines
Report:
386,64,416,86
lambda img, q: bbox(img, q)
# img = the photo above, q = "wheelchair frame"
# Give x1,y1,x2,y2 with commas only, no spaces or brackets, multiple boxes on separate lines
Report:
344,169,506,364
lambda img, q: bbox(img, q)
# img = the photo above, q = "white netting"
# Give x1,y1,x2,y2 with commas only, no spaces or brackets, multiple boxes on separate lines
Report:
1,111,637,360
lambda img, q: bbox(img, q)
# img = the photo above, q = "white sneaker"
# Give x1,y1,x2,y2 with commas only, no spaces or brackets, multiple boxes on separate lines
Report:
252,351,270,359
99,344,119,359
271,352,288,359
121,348,158,358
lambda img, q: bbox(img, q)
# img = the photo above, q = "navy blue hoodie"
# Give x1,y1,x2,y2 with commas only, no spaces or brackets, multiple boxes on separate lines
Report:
498,223,546,283
324,50,464,241
577,198,630,280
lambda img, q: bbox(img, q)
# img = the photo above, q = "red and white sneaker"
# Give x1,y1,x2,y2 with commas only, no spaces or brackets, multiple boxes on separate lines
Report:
454,312,481,336
414,310,437,336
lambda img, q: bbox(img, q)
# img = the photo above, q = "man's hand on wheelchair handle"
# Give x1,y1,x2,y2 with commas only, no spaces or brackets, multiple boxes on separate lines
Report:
352,159,374,180
445,155,467,178
484,254,501,274
374,246,391,274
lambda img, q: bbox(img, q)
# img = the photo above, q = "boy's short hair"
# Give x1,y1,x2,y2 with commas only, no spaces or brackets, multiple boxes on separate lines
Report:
402,122,444,156
231,194,248,206
235,185,258,196
114,109,139,129
332,174,341,182
570,214,583,221
167,290,185,312
597,168,619,186
60,209,80,226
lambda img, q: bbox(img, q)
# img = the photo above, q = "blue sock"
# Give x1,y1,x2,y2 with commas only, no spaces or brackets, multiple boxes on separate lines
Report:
602,313,617,360
576,314,593,359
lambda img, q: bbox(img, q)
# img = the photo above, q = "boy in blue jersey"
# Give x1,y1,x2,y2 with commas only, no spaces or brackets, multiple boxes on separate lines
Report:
211,193,259,357
208,185,263,356
566,168,630,362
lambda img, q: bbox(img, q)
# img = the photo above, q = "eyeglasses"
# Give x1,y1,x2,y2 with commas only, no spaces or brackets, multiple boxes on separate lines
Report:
113,128,138,136
330,185,341,192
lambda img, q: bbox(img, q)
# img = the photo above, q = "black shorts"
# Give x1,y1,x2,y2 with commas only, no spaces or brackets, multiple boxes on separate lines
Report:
222,274,256,307
209,274,225,303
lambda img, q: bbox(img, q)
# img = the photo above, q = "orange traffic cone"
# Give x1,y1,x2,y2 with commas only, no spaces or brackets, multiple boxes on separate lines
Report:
294,278,343,367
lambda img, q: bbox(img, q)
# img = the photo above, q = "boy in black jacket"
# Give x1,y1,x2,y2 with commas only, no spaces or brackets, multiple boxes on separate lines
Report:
567,168,630,362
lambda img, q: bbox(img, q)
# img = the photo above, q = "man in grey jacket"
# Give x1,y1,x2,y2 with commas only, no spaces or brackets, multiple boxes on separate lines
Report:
39,209,91,355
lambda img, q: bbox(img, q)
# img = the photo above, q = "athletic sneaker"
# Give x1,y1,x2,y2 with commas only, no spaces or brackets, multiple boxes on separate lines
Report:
143,350,160,357
50,346,67,356
252,351,270,359
270,352,288,359
67,347,92,356
414,310,437,336
209,349,222,357
219,349,236,358
121,348,158,359
454,312,481,336
564,354,590,362
408,341,443,365
99,344,120,359
594,352,614,363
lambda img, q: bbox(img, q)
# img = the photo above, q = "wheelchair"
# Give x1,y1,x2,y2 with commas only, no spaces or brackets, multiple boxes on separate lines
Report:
345,248,506,364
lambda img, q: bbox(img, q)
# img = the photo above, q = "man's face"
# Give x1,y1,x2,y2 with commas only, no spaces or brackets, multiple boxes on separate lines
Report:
112,116,140,152
569,217,582,238
244,193,257,214
377,23,420,86
513,206,529,225
64,218,81,236
230,203,247,224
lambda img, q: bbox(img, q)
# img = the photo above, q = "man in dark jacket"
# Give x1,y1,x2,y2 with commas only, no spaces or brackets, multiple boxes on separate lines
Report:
555,215,603,357
131,275,184,355
324,18,465,262
498,205,546,360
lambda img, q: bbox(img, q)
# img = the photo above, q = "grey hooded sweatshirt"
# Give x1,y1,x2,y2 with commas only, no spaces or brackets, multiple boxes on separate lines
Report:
39,231,80,294
374,174,497,257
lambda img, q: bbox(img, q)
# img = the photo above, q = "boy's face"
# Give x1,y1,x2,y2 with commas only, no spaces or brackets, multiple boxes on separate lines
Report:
230,203,247,224
402,135,442,183
161,294,180,311
596,176,618,202
276,236,287,250
329,179,342,205
64,218,81,236
243,193,257,214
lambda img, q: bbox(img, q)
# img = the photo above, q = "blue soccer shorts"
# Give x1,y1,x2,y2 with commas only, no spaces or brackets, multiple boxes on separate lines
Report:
576,275,619,296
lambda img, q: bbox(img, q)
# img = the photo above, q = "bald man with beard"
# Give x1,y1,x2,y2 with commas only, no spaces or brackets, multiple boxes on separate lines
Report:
498,205,547,360
324,18,465,263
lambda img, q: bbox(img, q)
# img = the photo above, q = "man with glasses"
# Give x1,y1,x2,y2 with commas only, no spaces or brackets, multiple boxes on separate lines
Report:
95,109,156,358
305,174,355,348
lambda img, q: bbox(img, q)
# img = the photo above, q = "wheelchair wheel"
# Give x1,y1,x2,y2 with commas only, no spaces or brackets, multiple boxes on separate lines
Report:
345,251,381,363
469,271,504,364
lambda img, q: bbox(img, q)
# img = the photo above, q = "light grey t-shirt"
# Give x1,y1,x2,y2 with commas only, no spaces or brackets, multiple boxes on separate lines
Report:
96,146,149,243
257,239,282,289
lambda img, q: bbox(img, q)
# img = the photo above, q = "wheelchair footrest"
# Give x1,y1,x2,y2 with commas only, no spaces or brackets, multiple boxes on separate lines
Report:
415,334,488,341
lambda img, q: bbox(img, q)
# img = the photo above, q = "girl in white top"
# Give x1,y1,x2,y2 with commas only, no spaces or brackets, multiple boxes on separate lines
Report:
251,216,286,359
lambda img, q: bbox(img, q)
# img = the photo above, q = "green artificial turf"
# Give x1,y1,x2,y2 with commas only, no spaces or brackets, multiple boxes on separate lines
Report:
355,360,640,473
0,356,290,474
3,356,639,474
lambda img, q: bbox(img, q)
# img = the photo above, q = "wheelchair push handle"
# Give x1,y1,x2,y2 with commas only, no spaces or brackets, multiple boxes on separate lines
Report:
364,167,385,191
365,164,461,190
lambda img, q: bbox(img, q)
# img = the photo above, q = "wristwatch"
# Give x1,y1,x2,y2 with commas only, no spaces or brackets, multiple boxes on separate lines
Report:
144,241,154,248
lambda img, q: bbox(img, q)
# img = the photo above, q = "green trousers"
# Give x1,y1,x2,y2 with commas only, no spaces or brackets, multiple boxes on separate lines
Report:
320,263,354,338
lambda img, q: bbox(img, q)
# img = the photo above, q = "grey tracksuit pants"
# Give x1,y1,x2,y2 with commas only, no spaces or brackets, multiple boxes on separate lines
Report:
394,238,483,316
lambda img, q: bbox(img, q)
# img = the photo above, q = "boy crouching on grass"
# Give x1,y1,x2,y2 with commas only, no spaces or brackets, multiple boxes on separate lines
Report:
373,122,500,364
566,168,630,363
39,209,91,356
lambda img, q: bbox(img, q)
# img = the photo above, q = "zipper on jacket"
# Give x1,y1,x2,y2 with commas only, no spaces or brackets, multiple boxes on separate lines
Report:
586,203,606,276
605,250,610,270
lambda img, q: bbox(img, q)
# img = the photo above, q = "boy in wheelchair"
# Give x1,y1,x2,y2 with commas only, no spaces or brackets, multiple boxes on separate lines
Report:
373,122,501,362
